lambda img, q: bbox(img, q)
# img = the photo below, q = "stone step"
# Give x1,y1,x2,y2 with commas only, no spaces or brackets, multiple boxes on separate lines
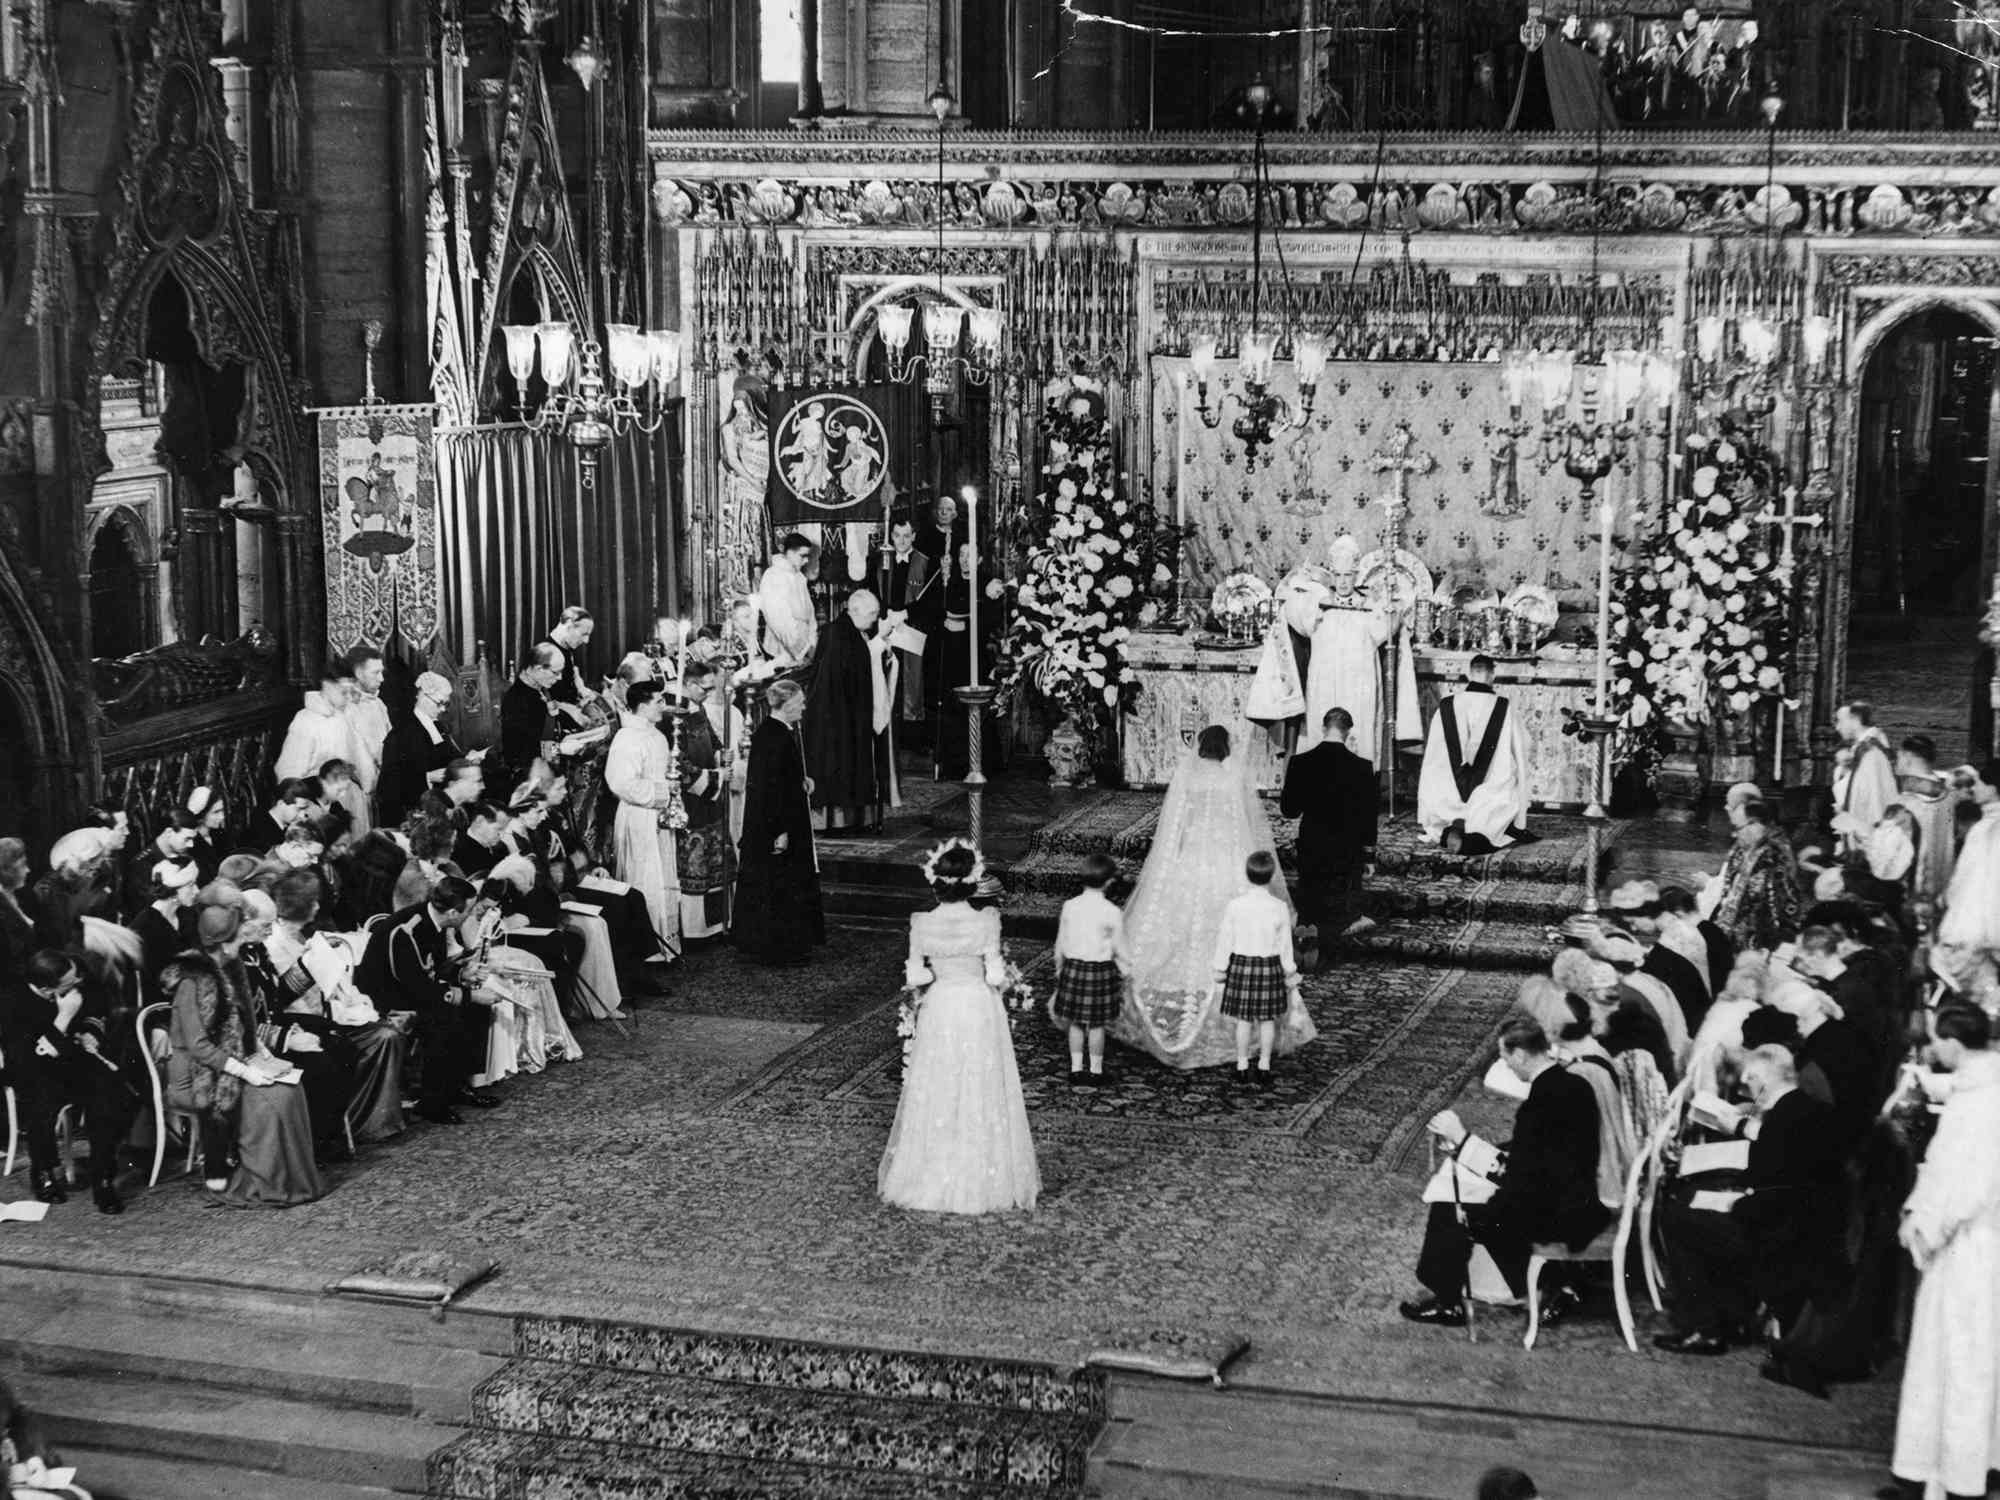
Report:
27,1370,448,1492
0,1261,513,1355
429,1430,1011,1499
70,1445,409,1500
0,1296,503,1420
513,1315,1107,1418
472,1358,1097,1493
1094,1381,1889,1500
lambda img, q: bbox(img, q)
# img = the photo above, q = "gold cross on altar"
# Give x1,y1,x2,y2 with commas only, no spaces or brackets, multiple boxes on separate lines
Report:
1370,418,1435,552
1760,484,1825,571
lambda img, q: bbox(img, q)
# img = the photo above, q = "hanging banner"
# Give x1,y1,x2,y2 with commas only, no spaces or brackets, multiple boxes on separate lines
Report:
313,404,441,654
764,385,897,526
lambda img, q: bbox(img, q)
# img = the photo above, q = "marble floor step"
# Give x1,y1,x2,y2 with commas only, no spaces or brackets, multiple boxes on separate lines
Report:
513,1317,1106,1418
72,1445,410,1500
428,1429,1020,1499
0,1296,502,1419
1094,1381,1888,1500
473,1359,1097,1493
25,1370,447,1492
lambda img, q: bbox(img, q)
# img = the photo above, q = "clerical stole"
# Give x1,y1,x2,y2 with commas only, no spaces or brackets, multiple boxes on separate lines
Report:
1439,693,1511,803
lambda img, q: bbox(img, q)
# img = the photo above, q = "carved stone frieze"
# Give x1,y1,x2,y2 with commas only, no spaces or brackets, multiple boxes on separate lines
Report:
1819,253,2000,287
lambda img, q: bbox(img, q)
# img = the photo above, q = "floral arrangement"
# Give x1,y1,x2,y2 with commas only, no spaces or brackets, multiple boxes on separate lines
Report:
997,960,1038,1038
1606,413,1794,759
990,375,1189,760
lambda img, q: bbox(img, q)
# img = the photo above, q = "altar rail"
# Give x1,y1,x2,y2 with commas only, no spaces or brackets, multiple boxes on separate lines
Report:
99,688,296,854
1122,632,1596,809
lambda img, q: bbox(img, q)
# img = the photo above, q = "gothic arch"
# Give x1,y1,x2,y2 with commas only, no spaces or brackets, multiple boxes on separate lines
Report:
1824,285,2000,751
83,503,159,659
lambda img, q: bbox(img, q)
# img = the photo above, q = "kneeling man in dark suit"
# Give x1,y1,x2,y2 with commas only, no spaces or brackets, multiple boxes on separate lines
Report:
1400,1016,1608,1328
1280,705,1378,958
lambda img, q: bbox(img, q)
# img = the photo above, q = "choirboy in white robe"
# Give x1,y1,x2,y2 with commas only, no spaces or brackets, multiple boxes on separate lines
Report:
603,714,682,950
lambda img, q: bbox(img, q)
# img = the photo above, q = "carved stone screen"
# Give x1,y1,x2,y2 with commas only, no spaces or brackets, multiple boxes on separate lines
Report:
1150,354,1665,609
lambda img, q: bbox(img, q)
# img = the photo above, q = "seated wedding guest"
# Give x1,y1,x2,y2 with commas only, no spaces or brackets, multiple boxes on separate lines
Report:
35,826,124,950
1553,947,1676,1088
244,779,319,854
263,868,406,1143
1653,1045,1844,1356
1511,978,1637,1220
124,816,198,916
377,671,466,826
1658,882,1735,995
1609,880,1711,1033
481,853,584,989
164,902,325,1206
1763,959,1881,1156
131,857,200,987
389,815,458,915
182,785,232,883
0,948,140,1211
1793,917,1901,1070
452,801,509,879
237,888,358,1164
0,838,38,981
1400,1016,1606,1329
1587,925,1689,1068
1683,953,1768,1101
462,871,581,1082
417,757,486,836
316,759,361,839
353,874,495,1124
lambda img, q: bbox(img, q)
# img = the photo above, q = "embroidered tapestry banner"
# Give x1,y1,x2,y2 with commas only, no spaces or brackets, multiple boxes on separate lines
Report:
315,404,440,653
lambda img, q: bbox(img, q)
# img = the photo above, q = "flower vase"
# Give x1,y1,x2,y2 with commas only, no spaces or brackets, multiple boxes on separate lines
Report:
1045,713,1092,788
1655,718,1709,823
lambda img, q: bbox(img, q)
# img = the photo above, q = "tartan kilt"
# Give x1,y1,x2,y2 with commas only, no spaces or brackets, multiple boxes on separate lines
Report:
1053,958,1123,1028
1219,953,1290,1022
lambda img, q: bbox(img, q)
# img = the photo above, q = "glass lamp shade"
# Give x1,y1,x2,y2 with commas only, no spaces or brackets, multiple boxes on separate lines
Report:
535,321,575,388
1738,316,1779,366
1533,350,1575,412
1189,334,1219,378
502,324,538,384
1800,314,1833,373
1604,349,1644,414
646,328,682,387
605,324,649,389
876,302,914,354
1239,331,1276,386
922,302,965,351
1643,350,1682,411
567,35,601,91
1694,315,1726,365
1293,335,1327,385
966,306,1003,355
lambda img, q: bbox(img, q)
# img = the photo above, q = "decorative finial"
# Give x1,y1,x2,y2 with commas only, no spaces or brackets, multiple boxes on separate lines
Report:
362,320,383,407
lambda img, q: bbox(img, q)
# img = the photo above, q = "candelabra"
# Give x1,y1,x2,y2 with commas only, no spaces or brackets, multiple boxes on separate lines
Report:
877,301,1003,425
1186,332,1326,473
502,320,682,489
659,713,690,834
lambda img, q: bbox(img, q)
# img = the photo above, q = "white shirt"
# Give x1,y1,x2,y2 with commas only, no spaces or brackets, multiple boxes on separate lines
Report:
1210,887,1298,978
1055,889,1131,971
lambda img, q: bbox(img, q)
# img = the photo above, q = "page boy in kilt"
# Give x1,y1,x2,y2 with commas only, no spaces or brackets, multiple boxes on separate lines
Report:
1212,849,1300,1089
1052,852,1131,1087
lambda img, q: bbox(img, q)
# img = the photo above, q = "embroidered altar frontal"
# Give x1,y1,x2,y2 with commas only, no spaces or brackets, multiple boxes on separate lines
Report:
1122,633,1597,806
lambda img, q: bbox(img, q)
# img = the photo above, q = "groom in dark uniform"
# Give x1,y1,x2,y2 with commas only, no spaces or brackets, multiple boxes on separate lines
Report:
1281,705,1378,961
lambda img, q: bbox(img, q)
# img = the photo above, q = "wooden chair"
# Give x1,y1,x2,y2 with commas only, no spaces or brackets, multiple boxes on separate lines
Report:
137,1002,200,1187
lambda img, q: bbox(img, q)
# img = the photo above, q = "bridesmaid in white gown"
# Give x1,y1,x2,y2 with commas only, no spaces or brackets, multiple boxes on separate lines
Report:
878,840,1040,1214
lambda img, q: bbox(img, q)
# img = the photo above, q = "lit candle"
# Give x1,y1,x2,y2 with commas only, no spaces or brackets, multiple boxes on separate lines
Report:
1593,488,1614,719
677,617,690,688
963,486,980,689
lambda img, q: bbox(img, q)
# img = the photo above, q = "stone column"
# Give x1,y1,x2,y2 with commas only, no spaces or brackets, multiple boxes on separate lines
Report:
795,0,823,117
818,0,849,111
178,508,235,643
273,510,319,684
653,0,740,124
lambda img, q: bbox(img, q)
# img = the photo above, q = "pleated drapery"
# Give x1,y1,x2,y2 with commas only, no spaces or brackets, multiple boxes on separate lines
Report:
432,424,665,678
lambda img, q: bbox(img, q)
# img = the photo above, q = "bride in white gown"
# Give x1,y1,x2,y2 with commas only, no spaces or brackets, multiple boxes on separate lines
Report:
1113,724,1318,1070
878,839,1040,1214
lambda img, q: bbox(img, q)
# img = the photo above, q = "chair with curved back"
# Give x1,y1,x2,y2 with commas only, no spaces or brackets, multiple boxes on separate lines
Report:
136,1001,200,1188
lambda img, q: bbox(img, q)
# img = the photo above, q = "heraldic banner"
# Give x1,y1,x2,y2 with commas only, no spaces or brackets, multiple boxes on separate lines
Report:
764,385,907,526
314,405,441,654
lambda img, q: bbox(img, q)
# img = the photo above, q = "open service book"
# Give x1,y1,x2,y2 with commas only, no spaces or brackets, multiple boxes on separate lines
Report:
1422,1134,1504,1206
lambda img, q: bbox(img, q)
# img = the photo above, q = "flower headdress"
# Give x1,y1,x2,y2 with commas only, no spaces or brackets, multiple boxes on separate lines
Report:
919,836,986,887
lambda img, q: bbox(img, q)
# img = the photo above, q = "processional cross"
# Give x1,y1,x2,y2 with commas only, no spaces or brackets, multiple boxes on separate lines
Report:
1759,485,1826,782
1366,418,1435,813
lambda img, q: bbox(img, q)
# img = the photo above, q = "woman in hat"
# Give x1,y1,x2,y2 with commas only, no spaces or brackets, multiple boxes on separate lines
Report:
164,900,325,1206
181,786,232,884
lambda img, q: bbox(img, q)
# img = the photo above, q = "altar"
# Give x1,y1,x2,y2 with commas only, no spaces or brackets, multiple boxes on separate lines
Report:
1120,631,1599,808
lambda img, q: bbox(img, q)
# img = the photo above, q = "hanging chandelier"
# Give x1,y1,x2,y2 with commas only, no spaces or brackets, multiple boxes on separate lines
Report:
1186,79,1324,472
501,319,682,489
872,83,1004,424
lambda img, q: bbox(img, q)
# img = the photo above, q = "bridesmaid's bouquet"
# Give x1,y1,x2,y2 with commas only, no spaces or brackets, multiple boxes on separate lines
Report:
895,987,922,1077
998,962,1038,1039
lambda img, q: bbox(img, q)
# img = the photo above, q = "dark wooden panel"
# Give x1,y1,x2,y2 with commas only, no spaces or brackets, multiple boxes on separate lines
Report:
100,689,297,853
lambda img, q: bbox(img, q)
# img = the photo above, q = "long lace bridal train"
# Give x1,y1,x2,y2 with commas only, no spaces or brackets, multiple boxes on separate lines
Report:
878,904,1040,1214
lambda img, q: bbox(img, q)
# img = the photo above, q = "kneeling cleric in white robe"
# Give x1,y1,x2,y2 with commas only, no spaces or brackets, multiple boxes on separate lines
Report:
1417,658,1532,853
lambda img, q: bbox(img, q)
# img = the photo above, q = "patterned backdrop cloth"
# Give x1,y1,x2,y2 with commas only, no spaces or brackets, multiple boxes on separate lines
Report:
1150,356,1662,609
316,404,441,654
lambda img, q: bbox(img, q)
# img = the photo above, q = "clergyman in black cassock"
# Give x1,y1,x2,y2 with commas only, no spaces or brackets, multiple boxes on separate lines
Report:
733,683,825,965
1280,708,1378,949
803,592,897,832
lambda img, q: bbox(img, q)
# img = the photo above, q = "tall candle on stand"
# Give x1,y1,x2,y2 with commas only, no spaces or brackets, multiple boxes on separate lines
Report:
1593,485,1614,719
677,618,690,687
964,486,980,689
